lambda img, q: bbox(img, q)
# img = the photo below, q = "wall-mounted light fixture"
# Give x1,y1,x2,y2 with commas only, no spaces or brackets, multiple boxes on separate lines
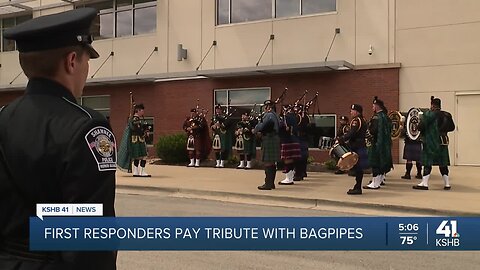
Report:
177,44,188,61
368,45,374,56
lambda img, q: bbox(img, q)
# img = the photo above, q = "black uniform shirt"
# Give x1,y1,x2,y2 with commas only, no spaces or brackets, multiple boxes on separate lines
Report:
339,116,367,149
0,78,116,268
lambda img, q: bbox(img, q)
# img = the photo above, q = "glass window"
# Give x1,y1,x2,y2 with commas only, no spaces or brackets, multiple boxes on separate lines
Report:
2,16,32,52
217,0,230,25
88,1,114,39
134,6,156,35
276,0,299,18
214,87,270,115
79,95,111,119
116,10,133,37
231,0,272,23
83,0,156,38
302,0,336,15
307,114,336,148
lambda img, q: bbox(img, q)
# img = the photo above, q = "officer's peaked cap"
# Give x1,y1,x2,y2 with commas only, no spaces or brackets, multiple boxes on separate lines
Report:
4,8,99,59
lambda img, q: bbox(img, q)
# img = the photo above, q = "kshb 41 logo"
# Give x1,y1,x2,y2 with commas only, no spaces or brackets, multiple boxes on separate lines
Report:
435,220,460,247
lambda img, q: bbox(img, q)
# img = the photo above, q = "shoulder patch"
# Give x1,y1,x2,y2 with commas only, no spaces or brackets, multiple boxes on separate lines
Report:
85,126,117,171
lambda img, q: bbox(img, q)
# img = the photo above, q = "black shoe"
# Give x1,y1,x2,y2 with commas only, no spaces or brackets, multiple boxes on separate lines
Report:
293,176,303,181
258,184,273,190
401,174,411,179
444,186,451,190
415,174,423,179
347,189,362,195
412,185,428,190
334,170,345,175
380,181,386,186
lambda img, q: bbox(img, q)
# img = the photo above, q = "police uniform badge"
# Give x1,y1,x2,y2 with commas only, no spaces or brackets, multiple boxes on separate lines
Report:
85,126,117,171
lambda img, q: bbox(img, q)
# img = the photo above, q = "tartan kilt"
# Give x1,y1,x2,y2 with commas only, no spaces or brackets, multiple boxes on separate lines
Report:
280,142,301,160
131,141,147,159
261,134,280,163
423,145,450,167
403,142,422,162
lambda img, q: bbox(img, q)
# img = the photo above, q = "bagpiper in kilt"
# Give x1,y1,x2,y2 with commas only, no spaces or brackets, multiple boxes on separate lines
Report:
278,105,301,185
211,104,233,168
364,96,393,189
413,96,455,191
234,112,256,169
254,100,281,190
183,108,208,167
337,104,368,195
118,103,151,177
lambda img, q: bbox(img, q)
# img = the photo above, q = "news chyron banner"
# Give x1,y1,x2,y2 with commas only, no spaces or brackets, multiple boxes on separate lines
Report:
31,209,479,251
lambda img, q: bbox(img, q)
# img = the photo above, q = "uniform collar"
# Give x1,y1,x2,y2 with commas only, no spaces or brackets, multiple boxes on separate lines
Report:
25,78,78,103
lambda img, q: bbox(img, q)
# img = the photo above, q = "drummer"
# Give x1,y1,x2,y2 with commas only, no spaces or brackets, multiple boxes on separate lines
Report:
336,104,368,195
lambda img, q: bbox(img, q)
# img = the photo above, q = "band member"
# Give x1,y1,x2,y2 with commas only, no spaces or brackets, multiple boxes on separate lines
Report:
183,108,208,167
211,104,232,168
254,100,281,190
364,96,393,189
235,112,256,169
401,131,423,180
121,103,151,177
278,104,301,185
337,105,368,195
293,104,310,181
334,115,350,175
413,96,455,190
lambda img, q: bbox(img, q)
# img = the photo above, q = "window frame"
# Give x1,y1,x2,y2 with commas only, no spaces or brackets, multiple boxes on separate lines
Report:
307,113,337,150
216,0,337,25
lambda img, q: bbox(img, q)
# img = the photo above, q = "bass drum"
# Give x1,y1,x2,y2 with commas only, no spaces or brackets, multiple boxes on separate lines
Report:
329,143,359,171
406,108,429,141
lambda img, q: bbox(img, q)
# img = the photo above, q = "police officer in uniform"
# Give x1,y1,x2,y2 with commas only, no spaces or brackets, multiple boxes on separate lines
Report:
0,8,117,269
337,105,368,195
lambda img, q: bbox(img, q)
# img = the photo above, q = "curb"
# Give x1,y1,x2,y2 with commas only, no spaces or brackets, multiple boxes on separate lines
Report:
117,184,479,217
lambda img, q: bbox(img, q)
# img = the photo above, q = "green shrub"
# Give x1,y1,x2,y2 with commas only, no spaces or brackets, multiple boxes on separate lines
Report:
307,156,315,164
323,158,338,171
156,133,189,164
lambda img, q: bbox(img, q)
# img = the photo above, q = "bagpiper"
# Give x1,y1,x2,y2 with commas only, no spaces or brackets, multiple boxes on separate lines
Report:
364,96,393,189
211,104,233,168
234,112,256,169
118,102,151,177
183,108,209,167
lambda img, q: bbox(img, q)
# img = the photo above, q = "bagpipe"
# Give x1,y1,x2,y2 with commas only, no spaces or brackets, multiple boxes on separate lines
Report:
129,92,150,139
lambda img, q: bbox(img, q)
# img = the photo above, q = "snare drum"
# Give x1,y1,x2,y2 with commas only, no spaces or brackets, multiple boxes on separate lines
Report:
329,143,359,171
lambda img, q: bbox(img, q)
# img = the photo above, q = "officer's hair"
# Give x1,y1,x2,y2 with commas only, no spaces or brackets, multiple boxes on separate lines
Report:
19,46,86,79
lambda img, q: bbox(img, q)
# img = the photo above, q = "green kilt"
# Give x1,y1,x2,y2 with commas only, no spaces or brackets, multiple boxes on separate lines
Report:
421,111,450,167
261,133,280,163
131,137,147,159
212,132,227,151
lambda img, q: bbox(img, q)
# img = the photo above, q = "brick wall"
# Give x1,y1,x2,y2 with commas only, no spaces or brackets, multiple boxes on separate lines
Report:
0,67,399,162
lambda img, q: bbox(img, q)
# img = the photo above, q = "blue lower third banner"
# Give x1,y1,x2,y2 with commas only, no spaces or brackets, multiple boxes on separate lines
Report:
30,217,478,250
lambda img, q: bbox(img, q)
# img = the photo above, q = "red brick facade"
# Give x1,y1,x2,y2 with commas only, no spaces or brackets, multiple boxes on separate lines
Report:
0,67,400,163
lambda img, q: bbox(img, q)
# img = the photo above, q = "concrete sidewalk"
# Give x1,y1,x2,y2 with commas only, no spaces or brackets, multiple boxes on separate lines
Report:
116,164,480,216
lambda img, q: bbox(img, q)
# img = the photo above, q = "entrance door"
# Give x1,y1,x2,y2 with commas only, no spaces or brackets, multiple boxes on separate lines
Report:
456,94,480,165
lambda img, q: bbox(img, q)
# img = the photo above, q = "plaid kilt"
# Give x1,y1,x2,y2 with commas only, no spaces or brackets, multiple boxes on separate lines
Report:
281,142,301,160
261,134,280,163
299,139,309,159
403,142,422,162
131,140,147,159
